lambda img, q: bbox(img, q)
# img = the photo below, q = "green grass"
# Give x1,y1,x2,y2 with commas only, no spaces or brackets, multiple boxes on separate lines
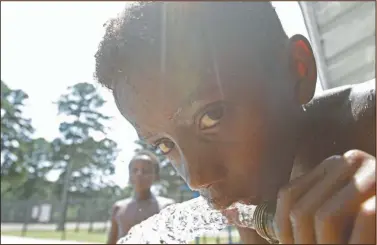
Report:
1,230,240,244
1,230,107,243
190,236,241,244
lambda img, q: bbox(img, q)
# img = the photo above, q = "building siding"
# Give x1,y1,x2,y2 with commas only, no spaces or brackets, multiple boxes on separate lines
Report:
300,1,375,90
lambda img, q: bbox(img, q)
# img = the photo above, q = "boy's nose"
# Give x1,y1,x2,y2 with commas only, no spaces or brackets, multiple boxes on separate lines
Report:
173,128,227,189
134,169,141,175
134,169,145,176
175,144,226,190
185,160,226,190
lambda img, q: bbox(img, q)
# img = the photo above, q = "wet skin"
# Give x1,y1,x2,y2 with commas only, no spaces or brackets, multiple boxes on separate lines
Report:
112,33,376,243
107,156,174,244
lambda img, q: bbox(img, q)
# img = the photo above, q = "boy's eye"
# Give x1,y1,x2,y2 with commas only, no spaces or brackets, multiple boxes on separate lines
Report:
155,138,175,154
199,104,224,130
132,168,152,175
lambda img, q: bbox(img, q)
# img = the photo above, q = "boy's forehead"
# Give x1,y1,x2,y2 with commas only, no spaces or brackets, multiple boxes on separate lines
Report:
130,156,154,166
114,69,222,137
115,79,187,137
113,26,260,138
113,14,229,123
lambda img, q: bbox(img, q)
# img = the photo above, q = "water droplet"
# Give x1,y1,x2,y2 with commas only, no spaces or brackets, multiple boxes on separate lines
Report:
367,92,374,102
117,197,257,244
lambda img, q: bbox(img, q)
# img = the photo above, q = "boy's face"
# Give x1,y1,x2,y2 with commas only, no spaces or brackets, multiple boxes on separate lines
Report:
115,34,314,210
129,157,156,193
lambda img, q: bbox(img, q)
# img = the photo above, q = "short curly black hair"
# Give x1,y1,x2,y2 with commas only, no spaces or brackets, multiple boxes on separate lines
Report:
129,150,160,175
94,2,288,91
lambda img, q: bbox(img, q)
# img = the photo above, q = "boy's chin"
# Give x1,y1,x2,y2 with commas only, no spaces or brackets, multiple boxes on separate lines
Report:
207,196,264,211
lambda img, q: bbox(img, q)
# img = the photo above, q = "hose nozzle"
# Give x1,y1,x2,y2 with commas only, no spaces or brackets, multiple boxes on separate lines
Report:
253,202,279,244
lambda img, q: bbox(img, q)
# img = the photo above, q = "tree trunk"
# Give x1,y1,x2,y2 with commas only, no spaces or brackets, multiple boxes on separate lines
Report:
56,161,73,231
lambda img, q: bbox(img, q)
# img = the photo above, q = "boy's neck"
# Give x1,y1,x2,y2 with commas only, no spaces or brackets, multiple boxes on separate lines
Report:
135,189,153,201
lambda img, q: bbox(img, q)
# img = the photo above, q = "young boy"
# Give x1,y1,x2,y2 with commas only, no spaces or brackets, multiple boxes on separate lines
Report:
96,2,375,244
107,152,174,244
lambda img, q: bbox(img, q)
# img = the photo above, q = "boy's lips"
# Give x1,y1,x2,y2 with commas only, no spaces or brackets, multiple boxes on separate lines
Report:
199,178,265,209
221,207,256,228
204,190,263,210
239,196,263,205
221,208,239,225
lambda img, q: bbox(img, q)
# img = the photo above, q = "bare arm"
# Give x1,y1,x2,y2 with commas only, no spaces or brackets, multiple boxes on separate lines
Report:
107,204,119,244
236,227,269,244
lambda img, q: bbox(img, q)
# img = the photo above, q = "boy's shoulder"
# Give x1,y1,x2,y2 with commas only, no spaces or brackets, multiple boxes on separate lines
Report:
111,198,134,218
114,197,134,208
348,79,375,118
309,79,375,118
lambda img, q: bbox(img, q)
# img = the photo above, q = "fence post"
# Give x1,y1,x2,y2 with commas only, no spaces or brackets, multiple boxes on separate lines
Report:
75,204,81,233
57,160,73,231
103,210,108,233
227,226,233,244
88,219,94,233
21,200,31,237
216,235,220,244
195,237,200,244
60,199,68,241
88,204,94,233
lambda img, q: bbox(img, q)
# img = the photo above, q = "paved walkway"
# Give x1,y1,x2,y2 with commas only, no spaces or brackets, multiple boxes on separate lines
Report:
1,222,109,231
0,236,93,244
1,223,240,242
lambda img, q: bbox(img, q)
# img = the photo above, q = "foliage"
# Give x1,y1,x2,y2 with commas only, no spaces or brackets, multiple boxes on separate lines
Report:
12,138,55,199
1,81,122,204
53,82,119,197
1,80,35,193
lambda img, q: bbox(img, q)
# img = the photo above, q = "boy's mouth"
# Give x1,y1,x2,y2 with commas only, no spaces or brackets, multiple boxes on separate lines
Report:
203,191,264,211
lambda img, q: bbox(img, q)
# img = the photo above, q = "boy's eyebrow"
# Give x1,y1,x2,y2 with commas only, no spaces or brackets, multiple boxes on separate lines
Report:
169,90,198,122
169,81,215,122
142,132,156,141
143,83,216,142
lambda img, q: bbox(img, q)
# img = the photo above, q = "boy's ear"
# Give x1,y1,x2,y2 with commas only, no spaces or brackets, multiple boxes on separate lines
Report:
287,34,317,105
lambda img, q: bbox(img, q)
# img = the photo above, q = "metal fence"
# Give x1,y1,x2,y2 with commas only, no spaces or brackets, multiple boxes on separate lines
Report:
1,195,241,244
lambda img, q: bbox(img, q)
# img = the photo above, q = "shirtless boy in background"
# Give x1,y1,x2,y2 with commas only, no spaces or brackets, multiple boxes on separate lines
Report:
107,153,174,244
97,2,375,244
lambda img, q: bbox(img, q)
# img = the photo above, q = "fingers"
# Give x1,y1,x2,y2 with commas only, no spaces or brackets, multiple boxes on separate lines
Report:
348,196,376,244
274,156,340,243
289,152,366,243
275,150,374,244
314,152,375,243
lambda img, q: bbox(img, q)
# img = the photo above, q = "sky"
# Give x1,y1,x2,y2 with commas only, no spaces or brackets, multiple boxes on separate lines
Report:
1,1,322,188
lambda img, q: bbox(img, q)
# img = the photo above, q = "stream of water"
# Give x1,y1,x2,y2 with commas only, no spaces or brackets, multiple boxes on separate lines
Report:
117,196,257,244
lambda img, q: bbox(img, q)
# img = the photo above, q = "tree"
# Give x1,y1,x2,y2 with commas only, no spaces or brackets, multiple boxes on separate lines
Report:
12,138,55,200
1,80,35,195
53,82,118,230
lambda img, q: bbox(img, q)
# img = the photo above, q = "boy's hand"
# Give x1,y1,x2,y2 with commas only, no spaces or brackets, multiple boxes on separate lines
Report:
275,150,376,244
